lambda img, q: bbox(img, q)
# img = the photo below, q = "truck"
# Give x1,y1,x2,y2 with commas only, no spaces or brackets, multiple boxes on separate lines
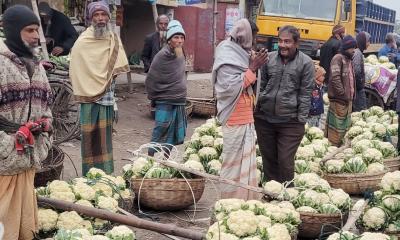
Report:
256,0,396,57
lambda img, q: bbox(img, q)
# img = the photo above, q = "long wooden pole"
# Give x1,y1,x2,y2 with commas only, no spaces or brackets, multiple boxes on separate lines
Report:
151,1,158,30
31,0,49,60
37,197,205,240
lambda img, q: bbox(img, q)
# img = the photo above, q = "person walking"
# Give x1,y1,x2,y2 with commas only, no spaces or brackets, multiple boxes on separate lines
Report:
352,31,370,112
326,35,357,147
0,5,53,239
141,15,170,73
307,65,326,127
145,20,188,157
212,19,268,199
70,1,130,175
255,25,314,183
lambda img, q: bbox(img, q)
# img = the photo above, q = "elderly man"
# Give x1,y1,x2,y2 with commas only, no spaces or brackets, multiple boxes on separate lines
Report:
0,5,53,239
326,35,357,147
145,20,187,157
38,2,78,56
255,25,314,183
141,15,169,73
70,2,129,175
212,19,267,199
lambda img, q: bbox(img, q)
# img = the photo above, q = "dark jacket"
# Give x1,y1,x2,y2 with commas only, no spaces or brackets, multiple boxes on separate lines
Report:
255,51,315,123
328,53,355,104
396,67,400,113
141,32,162,73
42,9,78,55
320,36,341,81
309,84,324,116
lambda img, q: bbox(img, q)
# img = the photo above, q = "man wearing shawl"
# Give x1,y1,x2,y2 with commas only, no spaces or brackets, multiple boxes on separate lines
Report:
352,31,370,112
212,19,268,200
145,20,187,156
70,2,129,175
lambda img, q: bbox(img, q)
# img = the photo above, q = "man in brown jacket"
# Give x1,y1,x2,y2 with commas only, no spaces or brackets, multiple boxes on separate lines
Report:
326,35,357,146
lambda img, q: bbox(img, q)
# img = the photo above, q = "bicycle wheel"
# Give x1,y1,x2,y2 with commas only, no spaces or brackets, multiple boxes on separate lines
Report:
49,80,80,144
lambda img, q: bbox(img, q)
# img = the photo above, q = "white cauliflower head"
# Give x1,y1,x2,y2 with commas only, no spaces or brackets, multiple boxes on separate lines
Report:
380,171,400,192
263,180,283,197
38,208,58,232
56,211,84,230
359,232,391,240
200,135,215,147
75,199,94,208
226,210,258,237
266,223,291,240
362,207,386,230
49,191,76,202
366,162,385,174
48,180,72,193
105,225,135,240
97,196,119,212
183,160,205,172
86,168,106,179
214,199,245,213
73,182,96,201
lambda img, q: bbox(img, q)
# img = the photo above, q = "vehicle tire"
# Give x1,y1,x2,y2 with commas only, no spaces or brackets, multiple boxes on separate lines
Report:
365,88,385,109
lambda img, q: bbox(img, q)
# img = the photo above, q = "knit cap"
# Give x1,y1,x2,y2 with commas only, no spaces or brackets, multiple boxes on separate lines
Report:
341,35,357,51
332,24,345,35
166,20,185,41
88,1,110,20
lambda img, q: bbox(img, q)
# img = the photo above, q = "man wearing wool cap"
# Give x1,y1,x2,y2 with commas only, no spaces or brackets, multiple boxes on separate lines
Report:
0,5,53,239
145,20,188,157
70,1,129,176
326,35,357,147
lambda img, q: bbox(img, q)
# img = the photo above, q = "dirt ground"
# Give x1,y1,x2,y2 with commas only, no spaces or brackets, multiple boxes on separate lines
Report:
60,77,217,239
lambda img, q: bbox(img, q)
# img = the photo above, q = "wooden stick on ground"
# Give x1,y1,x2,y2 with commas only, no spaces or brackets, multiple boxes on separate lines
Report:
342,199,370,231
37,197,205,240
319,142,351,166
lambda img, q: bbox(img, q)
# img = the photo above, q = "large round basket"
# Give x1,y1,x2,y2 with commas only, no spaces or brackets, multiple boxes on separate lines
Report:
130,178,206,211
383,157,400,172
187,98,216,117
298,212,348,238
323,171,387,195
149,100,193,119
34,145,64,187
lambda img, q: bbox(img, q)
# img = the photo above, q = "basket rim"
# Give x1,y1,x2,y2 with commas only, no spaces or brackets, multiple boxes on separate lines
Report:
323,170,388,178
299,211,347,218
130,177,205,183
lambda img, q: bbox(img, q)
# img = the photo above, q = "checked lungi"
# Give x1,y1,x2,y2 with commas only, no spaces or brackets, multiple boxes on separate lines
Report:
325,101,352,147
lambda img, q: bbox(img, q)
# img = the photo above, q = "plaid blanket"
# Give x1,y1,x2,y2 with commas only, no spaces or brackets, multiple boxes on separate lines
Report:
80,103,114,175
325,101,352,147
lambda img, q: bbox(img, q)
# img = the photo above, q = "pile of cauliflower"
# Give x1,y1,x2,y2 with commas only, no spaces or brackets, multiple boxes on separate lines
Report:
326,230,392,240
36,168,134,237
294,125,334,175
263,173,352,216
50,225,135,240
207,198,301,240
358,171,400,235
365,54,397,70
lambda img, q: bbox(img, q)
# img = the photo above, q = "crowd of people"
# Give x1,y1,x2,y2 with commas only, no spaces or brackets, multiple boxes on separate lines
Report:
1,1,400,239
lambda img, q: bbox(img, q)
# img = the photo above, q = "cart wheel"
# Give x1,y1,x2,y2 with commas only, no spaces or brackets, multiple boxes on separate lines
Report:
365,88,384,109
49,80,80,144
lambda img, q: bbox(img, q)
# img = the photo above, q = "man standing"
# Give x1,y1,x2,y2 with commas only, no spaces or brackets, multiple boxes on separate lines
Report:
0,5,53,239
141,15,169,73
213,19,268,199
70,2,129,175
352,32,370,112
255,25,314,183
379,33,400,65
326,35,357,147
320,24,345,86
145,20,187,156
38,2,78,56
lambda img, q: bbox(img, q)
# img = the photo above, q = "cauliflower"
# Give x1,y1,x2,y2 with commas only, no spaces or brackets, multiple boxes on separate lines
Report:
380,171,400,192
57,211,84,230
200,135,215,147
324,159,344,174
366,162,385,174
93,218,110,229
256,215,272,230
328,189,351,210
319,203,340,214
50,191,76,202
86,168,106,179
92,235,110,240
297,189,323,208
266,223,291,240
294,173,330,192
92,182,113,197
263,180,283,197
207,160,222,175
362,207,386,230
307,127,324,140
295,145,315,161
198,147,218,161
105,225,135,240
183,160,205,172
214,137,223,146
326,231,356,240
300,136,311,147
226,210,258,237
97,196,119,212
206,221,227,240
124,157,152,179
256,156,263,170
256,169,262,185
118,189,132,200
362,148,383,164
352,139,372,154
371,123,387,138
75,199,94,208
277,201,295,210
74,228,92,239
54,229,85,240
73,182,96,201
347,126,364,139
281,188,299,201
188,153,201,162
359,232,391,240
38,208,58,232
295,160,311,174
296,206,318,213
382,195,400,212
343,156,367,173
242,237,261,240
327,146,338,153
387,124,398,136
353,120,368,128
48,180,72,193
323,93,329,105
377,141,397,158
214,199,245,213
311,143,328,158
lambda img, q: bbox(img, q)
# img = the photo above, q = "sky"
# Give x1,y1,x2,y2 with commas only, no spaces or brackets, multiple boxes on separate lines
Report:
373,0,400,20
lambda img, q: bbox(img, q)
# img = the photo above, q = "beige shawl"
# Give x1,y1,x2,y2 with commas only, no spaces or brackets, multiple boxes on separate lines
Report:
70,26,130,102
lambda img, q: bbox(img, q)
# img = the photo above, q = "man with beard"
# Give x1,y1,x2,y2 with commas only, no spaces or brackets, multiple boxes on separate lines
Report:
141,15,169,73
320,24,345,87
38,1,78,56
326,35,357,147
145,20,187,157
70,1,129,175
254,25,314,183
0,5,53,239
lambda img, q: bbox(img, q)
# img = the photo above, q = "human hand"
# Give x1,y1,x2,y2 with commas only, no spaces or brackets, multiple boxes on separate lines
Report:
51,47,64,56
15,125,34,154
249,48,268,73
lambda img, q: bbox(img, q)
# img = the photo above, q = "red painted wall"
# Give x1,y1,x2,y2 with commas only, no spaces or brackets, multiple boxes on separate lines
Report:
174,3,229,72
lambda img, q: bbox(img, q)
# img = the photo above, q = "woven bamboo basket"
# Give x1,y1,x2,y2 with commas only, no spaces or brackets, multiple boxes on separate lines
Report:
34,145,64,187
187,98,216,117
383,157,400,172
323,171,387,195
298,212,348,238
149,100,193,118
130,178,206,210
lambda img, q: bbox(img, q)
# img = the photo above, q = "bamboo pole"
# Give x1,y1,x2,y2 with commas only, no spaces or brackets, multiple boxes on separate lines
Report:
342,199,369,231
31,0,49,60
37,197,205,240
151,1,158,30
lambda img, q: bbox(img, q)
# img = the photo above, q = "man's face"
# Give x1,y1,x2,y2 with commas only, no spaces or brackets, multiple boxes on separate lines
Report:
158,17,169,32
20,24,39,48
345,48,355,58
92,10,109,27
169,34,185,48
278,31,298,59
